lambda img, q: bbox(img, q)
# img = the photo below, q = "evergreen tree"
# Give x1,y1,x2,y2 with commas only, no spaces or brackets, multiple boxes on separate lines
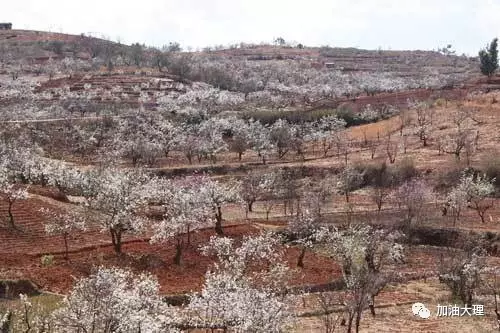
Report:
479,38,498,78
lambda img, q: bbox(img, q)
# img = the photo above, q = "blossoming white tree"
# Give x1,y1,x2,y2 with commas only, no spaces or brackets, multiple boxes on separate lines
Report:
287,209,322,267
336,166,364,203
395,178,432,237
0,161,28,229
316,225,405,333
198,176,242,235
82,168,150,253
52,267,182,332
188,233,293,332
41,207,86,260
247,120,274,164
451,173,495,223
150,178,213,265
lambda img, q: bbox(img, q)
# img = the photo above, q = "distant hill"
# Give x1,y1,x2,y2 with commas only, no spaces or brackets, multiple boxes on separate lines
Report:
0,29,131,64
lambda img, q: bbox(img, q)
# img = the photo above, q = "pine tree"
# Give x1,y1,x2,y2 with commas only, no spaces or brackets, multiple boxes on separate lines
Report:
479,38,498,78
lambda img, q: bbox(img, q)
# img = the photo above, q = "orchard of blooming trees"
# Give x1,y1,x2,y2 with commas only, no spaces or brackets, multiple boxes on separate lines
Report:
1,34,499,332
5,234,294,332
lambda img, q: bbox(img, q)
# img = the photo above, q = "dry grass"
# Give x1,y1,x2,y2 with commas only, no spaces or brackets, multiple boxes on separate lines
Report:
293,278,498,332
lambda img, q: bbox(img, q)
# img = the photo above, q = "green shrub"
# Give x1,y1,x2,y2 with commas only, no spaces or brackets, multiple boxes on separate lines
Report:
484,157,500,195
242,108,338,125
354,162,386,187
435,167,466,192
48,40,64,55
434,98,447,107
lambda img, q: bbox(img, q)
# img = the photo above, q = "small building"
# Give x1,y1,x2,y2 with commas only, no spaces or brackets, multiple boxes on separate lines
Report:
0,23,12,30
325,62,335,68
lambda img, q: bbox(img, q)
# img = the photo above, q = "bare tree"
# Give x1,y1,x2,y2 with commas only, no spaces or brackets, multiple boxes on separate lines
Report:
442,129,476,162
369,163,393,213
443,107,478,162
385,135,398,164
368,140,377,159
334,132,352,165
414,102,434,147
315,293,343,333
398,110,412,136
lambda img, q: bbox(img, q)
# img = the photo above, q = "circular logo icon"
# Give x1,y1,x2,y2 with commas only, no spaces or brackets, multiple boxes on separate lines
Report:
412,303,425,316
418,307,431,319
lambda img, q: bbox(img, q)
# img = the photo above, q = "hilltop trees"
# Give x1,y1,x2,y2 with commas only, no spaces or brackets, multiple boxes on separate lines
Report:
479,38,498,78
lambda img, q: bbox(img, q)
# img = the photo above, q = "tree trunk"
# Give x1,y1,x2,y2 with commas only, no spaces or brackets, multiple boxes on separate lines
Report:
110,228,122,254
478,210,486,223
64,234,69,260
297,247,306,268
215,206,224,235
248,201,254,212
369,296,376,316
174,238,182,265
7,201,15,228
347,313,354,333
355,309,362,333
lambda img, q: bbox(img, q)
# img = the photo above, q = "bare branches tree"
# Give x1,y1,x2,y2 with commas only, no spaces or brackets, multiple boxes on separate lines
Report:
413,102,434,147
385,134,399,164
